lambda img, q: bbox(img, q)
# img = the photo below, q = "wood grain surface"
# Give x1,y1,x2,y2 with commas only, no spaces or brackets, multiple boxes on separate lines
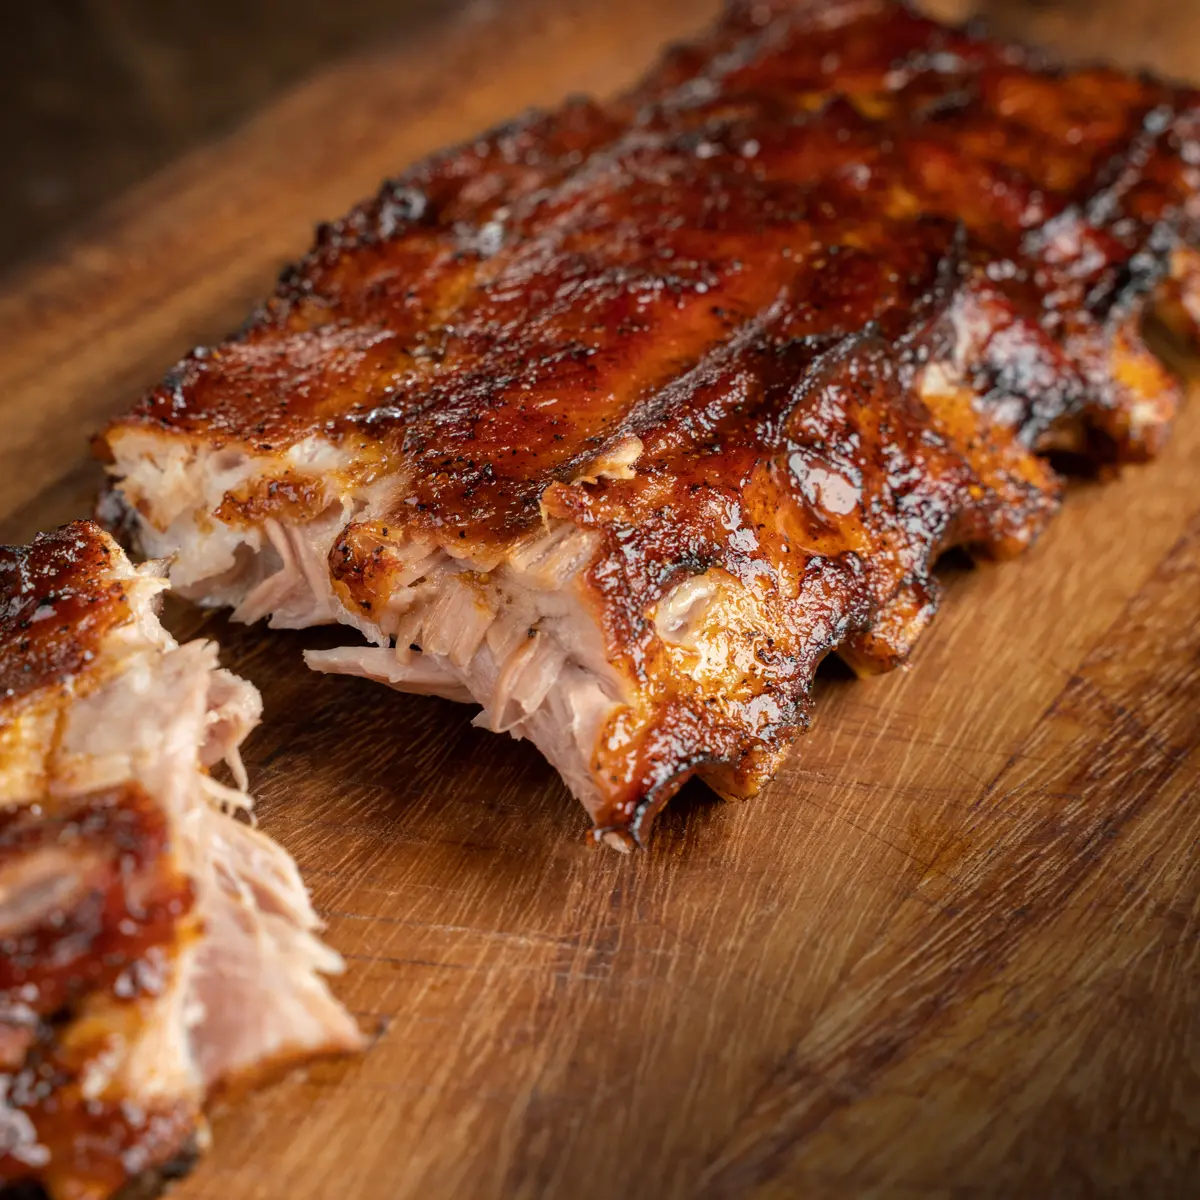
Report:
3,1,1200,1196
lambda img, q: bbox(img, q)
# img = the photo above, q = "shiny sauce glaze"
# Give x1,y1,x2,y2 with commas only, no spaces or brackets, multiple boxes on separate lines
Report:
104,1,1200,835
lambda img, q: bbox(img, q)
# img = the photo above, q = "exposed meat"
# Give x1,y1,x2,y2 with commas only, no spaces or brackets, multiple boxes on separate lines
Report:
99,0,1200,845
0,523,361,1199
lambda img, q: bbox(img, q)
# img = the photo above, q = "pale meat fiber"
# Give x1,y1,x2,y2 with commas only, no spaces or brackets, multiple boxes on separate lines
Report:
101,0,1200,844
0,522,360,1200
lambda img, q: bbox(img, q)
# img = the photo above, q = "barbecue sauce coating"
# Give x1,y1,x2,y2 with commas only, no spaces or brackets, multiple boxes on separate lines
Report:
0,786,197,1200
0,525,197,1199
0,527,134,704
104,0,1200,836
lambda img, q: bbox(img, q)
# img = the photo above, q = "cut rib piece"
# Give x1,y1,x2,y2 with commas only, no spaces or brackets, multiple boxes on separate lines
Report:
0,522,361,1200
99,0,1200,844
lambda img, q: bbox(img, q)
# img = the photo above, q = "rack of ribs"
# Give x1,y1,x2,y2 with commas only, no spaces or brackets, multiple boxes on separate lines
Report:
0,522,361,1199
98,0,1200,847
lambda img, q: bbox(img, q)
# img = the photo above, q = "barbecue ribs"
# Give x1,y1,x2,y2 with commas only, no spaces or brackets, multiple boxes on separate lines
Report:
99,0,1200,846
0,523,360,1199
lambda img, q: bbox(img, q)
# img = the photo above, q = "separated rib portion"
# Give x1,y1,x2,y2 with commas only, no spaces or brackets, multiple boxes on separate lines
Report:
100,0,1200,842
0,522,361,1200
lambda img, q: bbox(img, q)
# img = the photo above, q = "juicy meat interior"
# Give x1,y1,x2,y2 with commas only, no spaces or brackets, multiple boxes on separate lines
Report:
99,0,1200,845
0,522,361,1200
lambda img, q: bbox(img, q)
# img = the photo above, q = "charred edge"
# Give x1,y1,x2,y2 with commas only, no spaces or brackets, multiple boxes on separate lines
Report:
0,1138,206,1200
110,1140,202,1200
618,753,729,849
0,1185,49,1200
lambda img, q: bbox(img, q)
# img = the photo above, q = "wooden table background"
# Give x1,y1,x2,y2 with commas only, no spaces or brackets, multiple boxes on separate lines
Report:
6,0,1200,279
4,1,1200,1196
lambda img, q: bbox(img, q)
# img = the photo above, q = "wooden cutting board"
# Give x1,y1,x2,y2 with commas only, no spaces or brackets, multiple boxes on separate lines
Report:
3,1,1200,1196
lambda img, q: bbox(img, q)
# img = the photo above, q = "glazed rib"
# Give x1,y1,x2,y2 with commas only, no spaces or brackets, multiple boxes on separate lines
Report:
0,522,361,1199
100,0,1200,845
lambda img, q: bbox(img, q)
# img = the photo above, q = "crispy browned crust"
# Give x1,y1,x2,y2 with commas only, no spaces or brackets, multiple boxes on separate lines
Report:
102,0,1200,836
0,524,198,1199
0,786,198,1200
0,525,134,704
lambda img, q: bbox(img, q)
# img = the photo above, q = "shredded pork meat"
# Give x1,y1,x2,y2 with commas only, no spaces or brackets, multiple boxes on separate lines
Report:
0,522,361,1199
99,0,1200,844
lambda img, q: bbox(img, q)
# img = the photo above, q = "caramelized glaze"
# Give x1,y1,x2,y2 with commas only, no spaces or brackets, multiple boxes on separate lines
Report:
103,1,1200,836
